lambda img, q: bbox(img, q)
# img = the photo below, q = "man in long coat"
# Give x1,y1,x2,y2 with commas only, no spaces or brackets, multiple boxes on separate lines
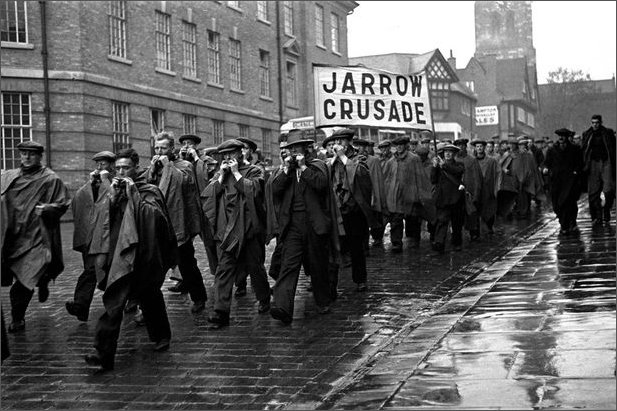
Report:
544,129,585,234
202,139,271,328
383,136,432,252
472,139,501,235
147,132,207,313
1,141,70,332
84,148,177,371
66,151,116,322
581,114,616,226
454,138,483,241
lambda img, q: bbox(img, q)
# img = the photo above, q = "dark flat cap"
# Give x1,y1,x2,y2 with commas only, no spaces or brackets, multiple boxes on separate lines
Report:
92,151,116,161
236,137,258,152
16,141,44,153
453,138,469,145
178,134,202,145
282,129,314,148
554,128,575,137
352,138,371,147
436,143,460,153
204,146,219,156
391,136,410,145
216,139,245,153
471,139,487,146
420,137,432,144
377,140,391,148
330,128,356,140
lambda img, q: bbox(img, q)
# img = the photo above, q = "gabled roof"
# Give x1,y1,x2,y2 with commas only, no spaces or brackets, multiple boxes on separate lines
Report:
349,49,459,82
451,82,477,100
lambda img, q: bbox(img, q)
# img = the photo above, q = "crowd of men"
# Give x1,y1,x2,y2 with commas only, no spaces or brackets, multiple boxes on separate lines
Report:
1,114,614,371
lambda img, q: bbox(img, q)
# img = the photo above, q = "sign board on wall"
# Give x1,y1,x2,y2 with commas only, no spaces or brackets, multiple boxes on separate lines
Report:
475,106,499,126
313,64,433,130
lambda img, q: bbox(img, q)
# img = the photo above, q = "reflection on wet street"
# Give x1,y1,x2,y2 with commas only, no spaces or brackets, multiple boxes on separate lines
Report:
331,204,615,410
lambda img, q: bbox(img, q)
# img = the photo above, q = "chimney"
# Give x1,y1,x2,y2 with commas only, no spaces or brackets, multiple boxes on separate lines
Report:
447,49,457,70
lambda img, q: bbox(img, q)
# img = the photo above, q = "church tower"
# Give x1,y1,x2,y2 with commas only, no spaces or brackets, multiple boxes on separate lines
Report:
474,1,536,66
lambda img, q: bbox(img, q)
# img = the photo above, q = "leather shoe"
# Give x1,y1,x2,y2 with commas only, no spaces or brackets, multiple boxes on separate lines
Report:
84,354,114,371
168,281,188,294
190,300,206,314
8,320,25,333
207,311,230,329
153,338,170,352
38,283,49,303
270,307,292,325
234,286,247,297
65,301,88,322
257,300,271,313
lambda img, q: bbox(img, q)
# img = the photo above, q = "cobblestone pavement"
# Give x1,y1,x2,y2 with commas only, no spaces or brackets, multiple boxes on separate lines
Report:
323,202,616,410
1,202,582,410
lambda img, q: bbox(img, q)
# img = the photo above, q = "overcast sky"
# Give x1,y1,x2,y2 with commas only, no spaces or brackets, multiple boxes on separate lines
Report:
347,1,617,83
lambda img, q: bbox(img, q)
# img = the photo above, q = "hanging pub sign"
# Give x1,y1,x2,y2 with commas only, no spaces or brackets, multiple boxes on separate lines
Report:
313,64,433,130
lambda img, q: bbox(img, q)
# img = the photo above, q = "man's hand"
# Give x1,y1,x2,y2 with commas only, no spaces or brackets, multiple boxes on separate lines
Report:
542,168,549,175
99,169,111,182
333,144,345,157
229,158,239,174
151,155,160,166
458,184,465,191
186,148,199,161
159,156,170,166
296,154,305,168
220,160,230,173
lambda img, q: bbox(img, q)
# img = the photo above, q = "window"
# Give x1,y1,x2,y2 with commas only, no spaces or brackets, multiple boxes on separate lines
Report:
330,13,340,53
283,1,294,36
182,21,197,78
286,61,297,107
207,30,221,84
1,1,28,44
315,4,325,47
461,99,471,116
257,1,268,21
429,81,449,111
213,120,225,145
517,107,525,123
464,80,475,92
239,124,249,138
1,93,31,170
528,112,535,128
183,114,196,135
155,10,171,70
229,38,242,90
259,50,271,97
261,128,271,157
112,102,130,153
150,109,165,137
108,1,127,58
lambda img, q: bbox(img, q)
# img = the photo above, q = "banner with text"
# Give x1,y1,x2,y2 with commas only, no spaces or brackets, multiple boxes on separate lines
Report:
475,105,499,126
313,65,433,130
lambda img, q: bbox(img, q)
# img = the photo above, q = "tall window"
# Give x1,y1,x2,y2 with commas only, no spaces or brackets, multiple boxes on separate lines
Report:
207,30,221,84
229,38,242,90
330,13,340,53
213,120,225,145
239,124,249,138
315,4,325,47
182,21,197,78
155,11,171,70
286,61,297,107
150,109,165,136
259,50,271,97
1,93,31,170
112,102,130,153
283,1,294,36
257,1,269,21
461,99,471,116
465,80,475,92
0,1,28,44
108,1,127,58
261,128,271,158
429,81,449,111
517,107,525,123
528,112,535,127
183,114,196,135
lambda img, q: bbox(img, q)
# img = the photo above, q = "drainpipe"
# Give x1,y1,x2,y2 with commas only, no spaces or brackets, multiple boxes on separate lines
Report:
40,0,51,167
275,2,284,126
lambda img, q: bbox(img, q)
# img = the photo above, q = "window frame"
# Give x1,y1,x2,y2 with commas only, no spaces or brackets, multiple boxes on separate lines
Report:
315,4,325,48
182,20,198,78
283,1,294,36
429,81,450,112
213,120,225,145
1,1,29,45
1,92,32,170
256,1,269,22
229,38,242,90
183,113,197,135
286,60,298,107
259,49,271,98
108,1,127,59
111,101,130,153
330,13,340,54
155,10,172,71
207,30,222,85
261,128,271,158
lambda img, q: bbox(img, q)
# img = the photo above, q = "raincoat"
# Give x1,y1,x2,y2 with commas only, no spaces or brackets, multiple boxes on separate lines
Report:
383,151,434,219
72,174,112,253
476,155,501,223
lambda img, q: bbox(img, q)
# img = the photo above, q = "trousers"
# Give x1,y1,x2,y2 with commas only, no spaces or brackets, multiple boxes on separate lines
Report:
434,200,465,248
340,207,369,284
587,159,615,221
177,240,207,303
72,254,97,313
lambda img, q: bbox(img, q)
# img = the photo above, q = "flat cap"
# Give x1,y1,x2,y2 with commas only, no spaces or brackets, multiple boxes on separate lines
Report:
178,134,202,145
507,136,519,144
330,128,356,140
534,138,546,143
282,129,314,148
391,135,410,145
352,138,372,147
236,137,258,152
554,128,575,137
420,137,432,144
470,138,487,146
92,151,116,162
204,146,219,156
453,138,469,146
377,140,391,149
16,140,44,153
436,143,460,153
216,139,245,153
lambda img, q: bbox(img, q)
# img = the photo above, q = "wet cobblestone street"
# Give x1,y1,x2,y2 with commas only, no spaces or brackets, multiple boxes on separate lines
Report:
1,200,615,410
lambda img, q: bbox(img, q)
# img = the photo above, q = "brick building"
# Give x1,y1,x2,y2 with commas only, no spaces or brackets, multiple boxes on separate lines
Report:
456,1,540,141
0,0,358,190
349,49,477,143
